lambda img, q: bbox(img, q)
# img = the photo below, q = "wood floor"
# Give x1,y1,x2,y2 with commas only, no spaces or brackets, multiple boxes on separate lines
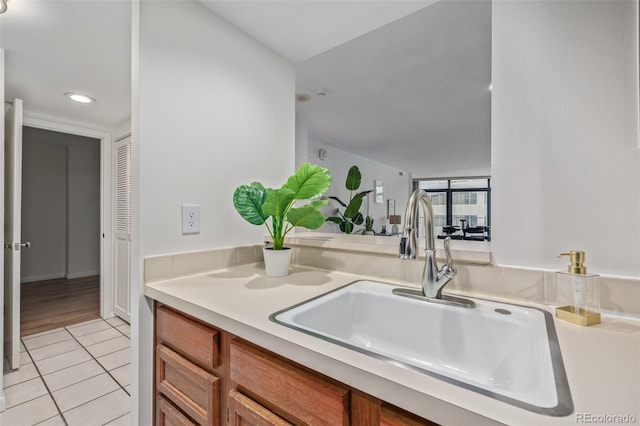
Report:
21,275,100,337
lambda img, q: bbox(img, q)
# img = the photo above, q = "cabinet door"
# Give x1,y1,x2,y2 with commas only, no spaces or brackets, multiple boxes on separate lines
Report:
157,344,220,425
157,395,198,426
380,404,436,426
114,135,131,322
228,390,292,426
230,339,350,425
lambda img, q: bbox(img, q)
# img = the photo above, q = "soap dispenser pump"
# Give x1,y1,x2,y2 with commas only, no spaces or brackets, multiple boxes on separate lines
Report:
555,251,601,326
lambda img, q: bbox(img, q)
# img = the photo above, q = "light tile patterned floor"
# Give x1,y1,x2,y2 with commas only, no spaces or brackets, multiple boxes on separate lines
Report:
2,317,131,426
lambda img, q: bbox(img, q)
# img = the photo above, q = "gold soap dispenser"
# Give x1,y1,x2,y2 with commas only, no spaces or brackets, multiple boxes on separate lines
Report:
555,251,601,326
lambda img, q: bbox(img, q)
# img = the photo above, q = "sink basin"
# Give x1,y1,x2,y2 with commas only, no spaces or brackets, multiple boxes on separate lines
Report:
270,280,573,416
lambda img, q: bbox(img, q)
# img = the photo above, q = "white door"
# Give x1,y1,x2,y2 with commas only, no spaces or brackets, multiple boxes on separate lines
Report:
4,99,24,369
113,135,131,322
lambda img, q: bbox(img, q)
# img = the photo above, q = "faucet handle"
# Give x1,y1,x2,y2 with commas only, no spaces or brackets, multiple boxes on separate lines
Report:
443,237,453,266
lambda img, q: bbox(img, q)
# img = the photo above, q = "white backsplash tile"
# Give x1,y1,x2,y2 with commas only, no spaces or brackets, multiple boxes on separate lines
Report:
144,244,639,316
295,247,336,271
197,250,220,273
600,276,640,316
543,270,558,305
173,252,200,277
501,266,545,303
144,256,173,283
463,264,502,295
219,247,239,269
237,245,256,266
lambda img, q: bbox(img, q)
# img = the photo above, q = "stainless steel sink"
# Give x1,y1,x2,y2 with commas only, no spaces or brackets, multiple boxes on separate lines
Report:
270,280,573,416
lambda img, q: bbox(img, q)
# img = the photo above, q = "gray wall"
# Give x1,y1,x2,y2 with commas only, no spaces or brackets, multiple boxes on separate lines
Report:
21,126,100,282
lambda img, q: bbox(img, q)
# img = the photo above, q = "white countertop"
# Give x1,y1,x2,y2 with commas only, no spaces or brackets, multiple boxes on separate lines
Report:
144,264,640,426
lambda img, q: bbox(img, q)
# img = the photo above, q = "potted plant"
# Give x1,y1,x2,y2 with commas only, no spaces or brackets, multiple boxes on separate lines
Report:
360,215,375,235
233,162,332,277
325,165,372,234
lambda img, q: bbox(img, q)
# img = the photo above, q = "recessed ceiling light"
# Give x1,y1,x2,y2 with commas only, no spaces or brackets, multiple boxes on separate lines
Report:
64,92,96,104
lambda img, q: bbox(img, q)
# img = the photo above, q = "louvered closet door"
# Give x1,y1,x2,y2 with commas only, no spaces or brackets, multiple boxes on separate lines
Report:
114,136,131,322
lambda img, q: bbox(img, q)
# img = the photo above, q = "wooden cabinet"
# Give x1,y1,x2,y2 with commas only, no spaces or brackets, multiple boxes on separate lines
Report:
154,304,435,426
157,395,198,426
230,339,350,425
228,390,291,426
155,305,223,426
351,391,435,426
156,305,220,370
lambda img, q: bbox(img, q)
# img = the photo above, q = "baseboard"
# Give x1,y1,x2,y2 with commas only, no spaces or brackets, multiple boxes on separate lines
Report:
21,273,66,284
65,270,100,279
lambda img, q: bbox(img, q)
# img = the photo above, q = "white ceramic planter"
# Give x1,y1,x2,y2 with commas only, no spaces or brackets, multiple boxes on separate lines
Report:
263,247,292,277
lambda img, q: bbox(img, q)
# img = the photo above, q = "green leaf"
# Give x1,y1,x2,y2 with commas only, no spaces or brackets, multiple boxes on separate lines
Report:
353,212,364,225
262,188,295,218
344,190,372,219
345,165,362,191
287,205,326,229
325,217,343,224
282,162,332,200
306,199,328,209
343,221,353,234
233,182,268,225
327,196,347,208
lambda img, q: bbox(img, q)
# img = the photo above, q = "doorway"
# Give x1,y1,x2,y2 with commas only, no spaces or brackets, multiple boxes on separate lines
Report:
19,115,114,328
20,127,101,336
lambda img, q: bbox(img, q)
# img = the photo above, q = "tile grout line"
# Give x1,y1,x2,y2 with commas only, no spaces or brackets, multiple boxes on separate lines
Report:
102,409,130,426
20,336,69,426
64,322,131,397
3,319,131,425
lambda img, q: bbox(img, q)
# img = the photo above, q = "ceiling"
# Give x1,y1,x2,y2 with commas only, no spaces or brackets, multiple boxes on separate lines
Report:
1,0,131,129
199,1,435,63
0,0,491,176
295,0,492,176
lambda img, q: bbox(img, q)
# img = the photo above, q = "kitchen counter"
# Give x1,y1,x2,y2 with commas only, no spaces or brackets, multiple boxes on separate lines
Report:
144,264,640,426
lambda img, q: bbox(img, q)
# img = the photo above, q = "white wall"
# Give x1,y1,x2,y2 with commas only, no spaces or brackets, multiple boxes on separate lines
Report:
134,1,295,423
21,127,101,282
492,0,639,277
138,2,294,256
308,138,410,233
21,139,67,281
67,140,101,278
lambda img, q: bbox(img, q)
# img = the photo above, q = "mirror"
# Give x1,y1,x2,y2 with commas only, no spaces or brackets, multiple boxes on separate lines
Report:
295,0,491,237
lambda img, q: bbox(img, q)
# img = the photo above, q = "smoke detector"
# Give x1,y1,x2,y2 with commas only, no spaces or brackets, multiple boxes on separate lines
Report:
296,93,312,103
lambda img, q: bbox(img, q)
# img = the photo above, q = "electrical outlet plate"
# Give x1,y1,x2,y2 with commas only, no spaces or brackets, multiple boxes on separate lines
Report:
181,204,200,235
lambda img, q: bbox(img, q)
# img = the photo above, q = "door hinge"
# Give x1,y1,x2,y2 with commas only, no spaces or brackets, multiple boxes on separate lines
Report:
226,407,230,424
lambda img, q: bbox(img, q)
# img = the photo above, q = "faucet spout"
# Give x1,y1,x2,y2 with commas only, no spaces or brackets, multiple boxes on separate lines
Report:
399,189,457,299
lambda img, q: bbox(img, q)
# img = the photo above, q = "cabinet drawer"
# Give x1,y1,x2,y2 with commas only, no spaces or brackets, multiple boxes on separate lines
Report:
157,395,197,426
230,339,349,425
157,344,220,425
380,404,435,426
157,305,219,370
228,390,292,426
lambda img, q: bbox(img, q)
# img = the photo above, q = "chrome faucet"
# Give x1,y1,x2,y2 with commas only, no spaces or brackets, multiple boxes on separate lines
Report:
396,189,474,308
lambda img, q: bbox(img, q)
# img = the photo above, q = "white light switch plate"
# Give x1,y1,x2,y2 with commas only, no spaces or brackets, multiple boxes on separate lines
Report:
181,204,200,235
